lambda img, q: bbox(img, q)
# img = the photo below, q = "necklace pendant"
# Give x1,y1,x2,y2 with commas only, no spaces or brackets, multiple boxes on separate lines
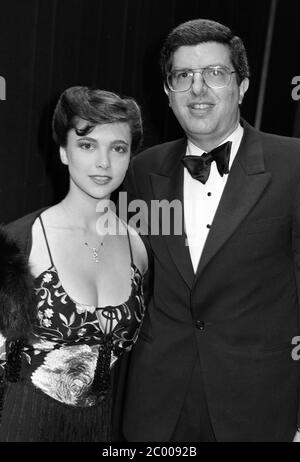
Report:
92,248,100,263
84,241,103,263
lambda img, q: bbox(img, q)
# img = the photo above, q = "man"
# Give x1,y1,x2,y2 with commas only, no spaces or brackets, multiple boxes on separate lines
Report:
122,19,300,442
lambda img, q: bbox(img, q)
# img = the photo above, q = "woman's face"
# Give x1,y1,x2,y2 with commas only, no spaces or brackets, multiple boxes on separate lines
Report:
60,121,131,200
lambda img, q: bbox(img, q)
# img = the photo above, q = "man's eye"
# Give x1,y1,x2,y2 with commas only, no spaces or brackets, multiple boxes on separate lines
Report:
176,71,190,80
209,68,224,77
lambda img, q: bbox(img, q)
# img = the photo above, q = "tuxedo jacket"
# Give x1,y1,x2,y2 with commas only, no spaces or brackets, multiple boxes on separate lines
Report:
122,121,300,442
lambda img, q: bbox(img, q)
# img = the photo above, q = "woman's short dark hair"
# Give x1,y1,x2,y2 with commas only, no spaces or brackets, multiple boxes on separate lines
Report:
52,86,143,154
160,19,250,84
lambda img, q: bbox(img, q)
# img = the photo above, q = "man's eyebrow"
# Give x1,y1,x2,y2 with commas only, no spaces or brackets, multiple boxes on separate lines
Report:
172,63,228,69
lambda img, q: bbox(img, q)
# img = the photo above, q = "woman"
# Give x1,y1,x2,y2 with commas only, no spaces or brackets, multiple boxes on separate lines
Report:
0,86,148,442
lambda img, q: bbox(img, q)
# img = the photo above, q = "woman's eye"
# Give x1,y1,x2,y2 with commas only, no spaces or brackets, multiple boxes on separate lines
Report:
79,142,94,151
113,145,128,154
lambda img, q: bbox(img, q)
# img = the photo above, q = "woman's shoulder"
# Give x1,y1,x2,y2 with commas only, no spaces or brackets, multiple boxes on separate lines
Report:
125,223,149,275
5,207,48,255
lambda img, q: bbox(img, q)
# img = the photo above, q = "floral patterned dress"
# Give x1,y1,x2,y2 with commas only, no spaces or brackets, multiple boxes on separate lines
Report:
0,217,145,442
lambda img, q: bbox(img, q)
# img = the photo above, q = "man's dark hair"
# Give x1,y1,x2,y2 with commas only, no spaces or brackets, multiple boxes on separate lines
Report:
52,86,143,154
160,19,250,84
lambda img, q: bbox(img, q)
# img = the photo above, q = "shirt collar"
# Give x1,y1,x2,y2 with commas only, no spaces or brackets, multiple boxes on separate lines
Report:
186,123,244,170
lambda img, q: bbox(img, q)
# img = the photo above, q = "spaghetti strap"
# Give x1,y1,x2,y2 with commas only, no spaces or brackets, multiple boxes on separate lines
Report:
126,226,134,266
38,215,54,267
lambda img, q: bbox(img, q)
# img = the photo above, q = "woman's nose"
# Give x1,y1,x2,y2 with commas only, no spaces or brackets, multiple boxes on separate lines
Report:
95,150,110,169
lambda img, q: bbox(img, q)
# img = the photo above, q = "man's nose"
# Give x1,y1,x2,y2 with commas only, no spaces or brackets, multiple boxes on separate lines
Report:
190,72,208,95
95,149,110,169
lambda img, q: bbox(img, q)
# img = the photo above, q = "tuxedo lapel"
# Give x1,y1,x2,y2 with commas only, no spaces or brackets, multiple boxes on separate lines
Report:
195,124,272,280
149,139,195,289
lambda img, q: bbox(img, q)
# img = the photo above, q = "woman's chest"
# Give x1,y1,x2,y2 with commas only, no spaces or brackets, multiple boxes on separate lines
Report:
34,266,144,349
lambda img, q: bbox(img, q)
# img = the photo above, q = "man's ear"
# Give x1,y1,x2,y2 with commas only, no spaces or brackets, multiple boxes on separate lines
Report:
164,83,172,107
59,146,68,165
239,78,249,105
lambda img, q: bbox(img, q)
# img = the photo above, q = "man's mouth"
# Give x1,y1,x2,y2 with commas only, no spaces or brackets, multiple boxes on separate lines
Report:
188,102,215,110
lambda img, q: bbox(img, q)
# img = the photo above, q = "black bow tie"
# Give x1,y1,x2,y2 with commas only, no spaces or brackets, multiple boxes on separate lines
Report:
181,141,232,184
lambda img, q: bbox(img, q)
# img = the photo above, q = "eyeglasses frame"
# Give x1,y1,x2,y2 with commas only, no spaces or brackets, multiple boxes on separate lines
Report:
166,66,237,92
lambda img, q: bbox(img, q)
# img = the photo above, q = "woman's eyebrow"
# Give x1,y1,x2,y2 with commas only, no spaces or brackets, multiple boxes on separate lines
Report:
76,136,97,141
110,139,130,144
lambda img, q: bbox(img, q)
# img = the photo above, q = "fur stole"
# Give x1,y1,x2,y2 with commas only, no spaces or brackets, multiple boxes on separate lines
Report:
0,226,36,341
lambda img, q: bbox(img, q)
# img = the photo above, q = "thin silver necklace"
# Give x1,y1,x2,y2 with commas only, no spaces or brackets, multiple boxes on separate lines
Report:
84,240,104,263
59,201,106,263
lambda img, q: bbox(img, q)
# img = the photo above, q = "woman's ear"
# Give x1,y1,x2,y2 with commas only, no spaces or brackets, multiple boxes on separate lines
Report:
59,146,68,165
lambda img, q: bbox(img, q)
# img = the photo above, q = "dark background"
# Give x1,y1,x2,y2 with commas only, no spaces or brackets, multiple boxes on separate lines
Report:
0,0,299,223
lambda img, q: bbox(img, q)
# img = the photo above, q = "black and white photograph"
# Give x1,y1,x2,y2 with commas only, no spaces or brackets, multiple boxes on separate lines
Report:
1,0,300,445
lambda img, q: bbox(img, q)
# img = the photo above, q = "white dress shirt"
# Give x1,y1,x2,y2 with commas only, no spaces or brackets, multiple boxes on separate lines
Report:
184,124,244,273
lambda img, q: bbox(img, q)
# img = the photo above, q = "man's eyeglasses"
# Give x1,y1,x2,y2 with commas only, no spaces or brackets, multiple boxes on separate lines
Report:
166,66,237,92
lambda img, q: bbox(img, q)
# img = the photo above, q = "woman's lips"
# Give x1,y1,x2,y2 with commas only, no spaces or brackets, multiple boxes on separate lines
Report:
89,175,112,185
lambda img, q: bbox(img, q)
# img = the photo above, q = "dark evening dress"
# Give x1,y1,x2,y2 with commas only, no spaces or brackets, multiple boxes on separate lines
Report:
0,216,145,442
